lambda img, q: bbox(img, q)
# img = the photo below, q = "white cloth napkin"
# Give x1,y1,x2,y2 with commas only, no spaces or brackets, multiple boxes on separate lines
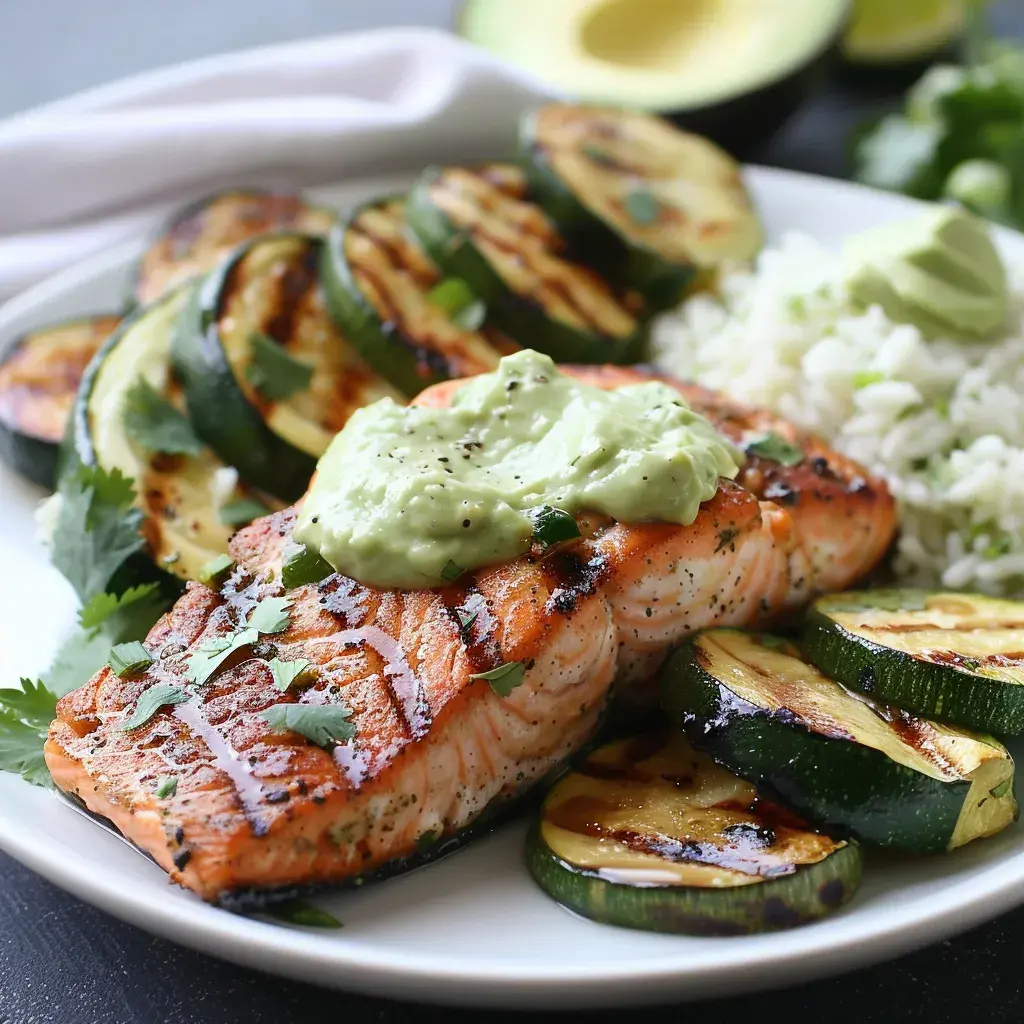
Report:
0,27,558,301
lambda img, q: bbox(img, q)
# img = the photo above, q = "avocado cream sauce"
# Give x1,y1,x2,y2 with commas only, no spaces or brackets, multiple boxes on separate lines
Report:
295,350,741,588
843,205,1008,341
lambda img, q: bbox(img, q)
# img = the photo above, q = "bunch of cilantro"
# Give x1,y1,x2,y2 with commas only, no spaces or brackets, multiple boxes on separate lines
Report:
0,465,174,787
854,38,1024,229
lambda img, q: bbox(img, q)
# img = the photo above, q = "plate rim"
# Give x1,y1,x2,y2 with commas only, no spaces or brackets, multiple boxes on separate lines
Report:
3,164,1024,1009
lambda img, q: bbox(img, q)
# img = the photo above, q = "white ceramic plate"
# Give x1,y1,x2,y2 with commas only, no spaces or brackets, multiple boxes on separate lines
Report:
2,167,1024,1011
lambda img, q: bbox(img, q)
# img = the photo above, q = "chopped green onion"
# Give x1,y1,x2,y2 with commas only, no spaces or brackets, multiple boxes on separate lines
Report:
109,641,154,678
528,505,581,550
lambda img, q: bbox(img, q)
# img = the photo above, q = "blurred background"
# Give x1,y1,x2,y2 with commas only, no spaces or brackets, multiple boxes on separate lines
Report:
4,0,1024,226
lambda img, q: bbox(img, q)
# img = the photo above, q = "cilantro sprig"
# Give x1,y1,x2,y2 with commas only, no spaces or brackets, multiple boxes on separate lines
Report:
246,332,313,401
123,379,202,457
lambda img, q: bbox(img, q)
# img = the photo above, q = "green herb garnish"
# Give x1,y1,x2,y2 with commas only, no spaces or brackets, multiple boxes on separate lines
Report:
469,661,526,697
218,496,271,527
426,279,487,331
109,641,154,678
51,466,146,605
262,899,342,929
744,432,805,467
246,331,314,401
260,703,356,747
123,378,202,457
269,657,312,692
456,607,478,632
0,679,59,789
156,775,178,799
185,628,258,686
248,596,293,635
197,553,235,587
440,559,465,583
122,683,189,732
528,505,581,550
281,543,334,589
624,186,661,226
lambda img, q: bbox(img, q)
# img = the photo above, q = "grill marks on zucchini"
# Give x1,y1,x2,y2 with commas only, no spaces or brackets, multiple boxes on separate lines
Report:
0,315,120,487
522,104,763,307
69,288,275,582
805,590,1024,735
406,165,648,365
174,234,400,499
528,733,860,935
321,198,505,395
662,630,1017,853
133,189,336,306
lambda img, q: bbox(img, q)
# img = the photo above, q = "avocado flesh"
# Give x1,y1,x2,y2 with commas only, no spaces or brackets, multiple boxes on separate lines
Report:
458,0,849,113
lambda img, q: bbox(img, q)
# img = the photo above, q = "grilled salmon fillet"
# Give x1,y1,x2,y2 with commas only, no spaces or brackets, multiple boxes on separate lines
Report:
45,366,896,904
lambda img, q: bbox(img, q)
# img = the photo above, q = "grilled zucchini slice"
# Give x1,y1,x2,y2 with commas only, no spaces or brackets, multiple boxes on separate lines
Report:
65,287,275,584
406,164,648,365
528,732,861,936
661,630,1018,853
320,196,509,396
174,233,400,500
805,590,1024,736
0,315,120,488
521,104,764,309
132,189,336,307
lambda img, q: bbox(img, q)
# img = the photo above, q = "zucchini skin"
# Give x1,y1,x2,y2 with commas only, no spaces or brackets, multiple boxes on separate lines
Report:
526,822,861,937
171,237,318,502
803,607,1024,737
405,169,648,366
320,206,450,397
521,115,696,312
62,301,185,601
660,641,973,854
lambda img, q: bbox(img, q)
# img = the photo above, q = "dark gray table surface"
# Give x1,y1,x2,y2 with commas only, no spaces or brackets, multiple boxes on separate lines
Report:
3,3,1024,1023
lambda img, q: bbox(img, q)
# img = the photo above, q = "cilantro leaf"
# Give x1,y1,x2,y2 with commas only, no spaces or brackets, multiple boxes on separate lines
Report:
43,628,122,699
0,679,60,789
185,627,258,686
262,899,342,929
440,560,464,583
0,678,58,730
269,658,312,692
426,278,487,331
122,683,189,732
260,703,356,747
51,466,146,604
248,596,293,635
246,332,313,401
78,583,161,633
109,642,154,678
744,433,805,467
469,661,525,697
0,713,54,789
528,505,581,550
123,378,202,456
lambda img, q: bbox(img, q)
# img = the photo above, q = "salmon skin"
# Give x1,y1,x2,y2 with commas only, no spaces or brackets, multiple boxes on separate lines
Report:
45,365,896,904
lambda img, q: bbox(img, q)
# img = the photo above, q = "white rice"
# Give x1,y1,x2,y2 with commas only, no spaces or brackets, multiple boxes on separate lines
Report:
651,231,1024,596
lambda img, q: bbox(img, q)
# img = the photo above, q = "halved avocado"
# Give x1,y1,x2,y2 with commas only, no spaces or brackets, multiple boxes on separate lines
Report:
132,189,336,307
528,731,861,935
661,630,1018,854
0,315,120,488
457,0,851,156
522,103,762,309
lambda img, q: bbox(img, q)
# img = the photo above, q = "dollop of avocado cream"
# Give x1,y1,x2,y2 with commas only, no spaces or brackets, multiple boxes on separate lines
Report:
294,350,741,589
843,205,1008,341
